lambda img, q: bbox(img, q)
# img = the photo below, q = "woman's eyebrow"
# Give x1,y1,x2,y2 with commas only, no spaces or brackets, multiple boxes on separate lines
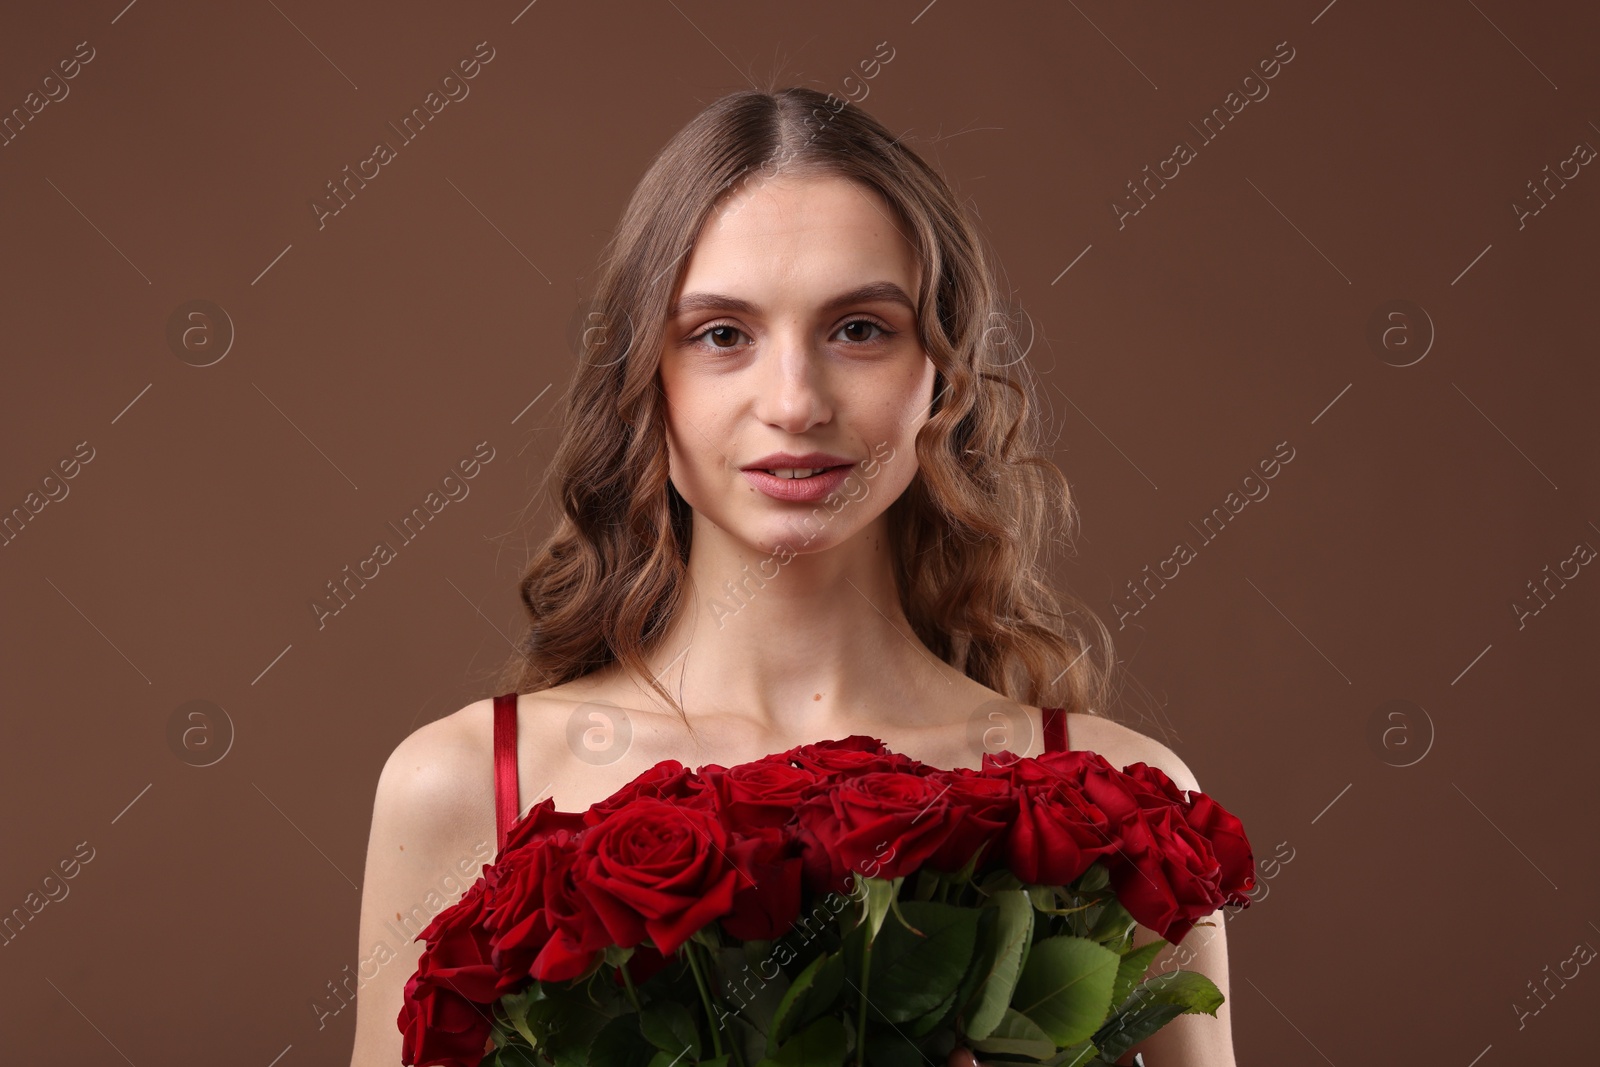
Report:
668,281,915,319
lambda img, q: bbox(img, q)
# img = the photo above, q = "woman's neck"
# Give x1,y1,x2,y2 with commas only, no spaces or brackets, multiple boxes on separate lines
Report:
640,519,968,734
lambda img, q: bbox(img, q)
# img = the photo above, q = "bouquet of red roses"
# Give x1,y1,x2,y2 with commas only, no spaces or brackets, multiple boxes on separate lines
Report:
399,736,1255,1067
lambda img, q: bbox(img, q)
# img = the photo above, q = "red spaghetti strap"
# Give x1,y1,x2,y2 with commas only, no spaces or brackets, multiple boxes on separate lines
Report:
493,692,520,854
1042,706,1069,753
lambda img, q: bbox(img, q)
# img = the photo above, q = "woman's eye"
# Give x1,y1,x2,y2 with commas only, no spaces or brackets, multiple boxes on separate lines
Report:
835,318,891,344
690,324,749,350
686,317,893,352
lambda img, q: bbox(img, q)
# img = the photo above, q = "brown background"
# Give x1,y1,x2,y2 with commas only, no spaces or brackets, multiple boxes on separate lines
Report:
2,0,1596,1062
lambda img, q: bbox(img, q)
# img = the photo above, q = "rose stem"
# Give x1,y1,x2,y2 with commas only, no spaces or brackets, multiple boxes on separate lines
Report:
684,940,727,1061
619,955,642,1012
856,931,872,1067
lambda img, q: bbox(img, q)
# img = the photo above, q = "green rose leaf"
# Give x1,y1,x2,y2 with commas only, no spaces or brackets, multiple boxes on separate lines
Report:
866,900,982,1024
1088,897,1137,948
1093,969,1225,1059
759,1014,848,1067
494,984,546,1049
1073,864,1111,894
977,867,1026,896
1050,1039,1106,1067
727,1013,768,1067
718,945,789,1040
903,981,960,1039
934,906,1000,1036
966,1007,1057,1060
524,988,611,1066
589,1013,660,1067
639,999,700,1060
1025,884,1058,914
1011,935,1120,1047
1110,940,1165,1009
965,889,1035,1040
788,947,847,1034
772,950,829,1044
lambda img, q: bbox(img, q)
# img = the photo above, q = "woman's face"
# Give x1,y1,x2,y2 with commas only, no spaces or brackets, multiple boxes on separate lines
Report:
658,173,936,558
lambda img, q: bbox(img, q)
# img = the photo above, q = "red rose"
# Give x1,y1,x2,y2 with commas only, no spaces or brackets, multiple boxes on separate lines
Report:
484,829,604,987
576,796,742,956
721,824,805,940
987,748,1118,795
1121,761,1192,810
501,796,587,856
1089,759,1257,921
703,759,821,829
1111,804,1226,944
985,749,1241,939
582,761,715,826
779,736,927,779
927,770,1018,873
794,771,962,893
1182,792,1256,907
398,877,497,1066
1005,779,1120,886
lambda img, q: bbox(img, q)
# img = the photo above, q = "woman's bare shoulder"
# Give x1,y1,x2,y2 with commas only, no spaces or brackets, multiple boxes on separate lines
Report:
351,696,533,1064
372,698,500,833
1065,712,1203,793
375,690,574,817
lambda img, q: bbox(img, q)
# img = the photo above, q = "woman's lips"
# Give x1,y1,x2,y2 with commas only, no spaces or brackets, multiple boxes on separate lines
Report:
741,465,853,502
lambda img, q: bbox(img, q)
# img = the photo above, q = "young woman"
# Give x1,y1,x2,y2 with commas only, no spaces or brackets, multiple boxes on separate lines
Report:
350,87,1235,1066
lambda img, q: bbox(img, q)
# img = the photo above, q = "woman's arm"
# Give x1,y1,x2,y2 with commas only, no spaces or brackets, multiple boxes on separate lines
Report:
1118,740,1237,1066
349,709,495,1067
1119,906,1235,1064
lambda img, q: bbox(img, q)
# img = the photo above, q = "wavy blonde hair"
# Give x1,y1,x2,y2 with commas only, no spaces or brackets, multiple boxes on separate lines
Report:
489,86,1116,736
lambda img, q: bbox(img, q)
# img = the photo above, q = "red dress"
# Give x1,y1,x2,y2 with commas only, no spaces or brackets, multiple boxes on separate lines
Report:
490,692,1071,854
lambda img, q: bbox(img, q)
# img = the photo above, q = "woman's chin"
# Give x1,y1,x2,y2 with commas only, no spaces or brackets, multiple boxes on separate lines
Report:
735,525,842,560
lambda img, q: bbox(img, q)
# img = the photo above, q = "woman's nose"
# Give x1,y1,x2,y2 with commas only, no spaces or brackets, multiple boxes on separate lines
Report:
754,336,832,432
